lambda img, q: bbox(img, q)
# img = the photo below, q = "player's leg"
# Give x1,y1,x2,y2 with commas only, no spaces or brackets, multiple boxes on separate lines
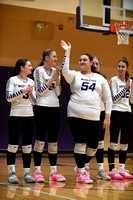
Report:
47,107,65,182
22,117,35,183
108,111,123,180
96,111,111,180
7,117,20,183
119,112,133,179
85,120,99,180
33,105,46,182
68,117,93,184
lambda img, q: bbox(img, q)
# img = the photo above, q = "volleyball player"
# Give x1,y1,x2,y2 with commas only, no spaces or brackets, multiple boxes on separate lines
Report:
85,56,111,180
6,59,36,183
33,49,65,182
60,40,112,184
108,57,133,179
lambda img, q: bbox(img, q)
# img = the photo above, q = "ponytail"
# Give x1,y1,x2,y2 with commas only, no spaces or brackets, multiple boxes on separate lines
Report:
10,59,28,77
38,49,54,66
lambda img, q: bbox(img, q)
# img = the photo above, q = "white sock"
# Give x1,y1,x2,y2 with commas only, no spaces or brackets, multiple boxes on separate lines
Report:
78,167,85,174
119,163,125,171
24,168,30,174
85,163,89,170
35,166,41,173
8,165,15,174
98,163,104,171
50,166,57,174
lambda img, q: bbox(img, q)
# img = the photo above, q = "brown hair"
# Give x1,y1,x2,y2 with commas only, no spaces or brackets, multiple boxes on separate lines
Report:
118,57,129,81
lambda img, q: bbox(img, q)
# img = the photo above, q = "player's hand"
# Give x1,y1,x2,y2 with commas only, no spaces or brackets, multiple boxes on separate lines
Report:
27,85,34,95
52,68,60,79
108,79,112,86
103,114,110,129
56,66,61,75
21,85,34,94
60,40,71,51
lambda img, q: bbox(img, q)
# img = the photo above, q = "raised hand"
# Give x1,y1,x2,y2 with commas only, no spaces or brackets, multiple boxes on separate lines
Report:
60,40,71,51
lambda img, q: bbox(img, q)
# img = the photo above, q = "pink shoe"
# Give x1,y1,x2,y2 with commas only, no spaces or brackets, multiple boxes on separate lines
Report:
119,169,133,179
49,172,66,182
74,166,90,177
33,172,45,182
76,171,93,184
108,168,123,180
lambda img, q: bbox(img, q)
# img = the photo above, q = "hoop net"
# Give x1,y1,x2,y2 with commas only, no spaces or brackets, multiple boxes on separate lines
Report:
111,20,133,45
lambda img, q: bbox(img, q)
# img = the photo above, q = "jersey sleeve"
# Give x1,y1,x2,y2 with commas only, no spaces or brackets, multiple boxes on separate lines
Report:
110,77,127,103
101,78,112,114
6,77,23,102
34,68,49,96
61,56,76,84
129,80,133,104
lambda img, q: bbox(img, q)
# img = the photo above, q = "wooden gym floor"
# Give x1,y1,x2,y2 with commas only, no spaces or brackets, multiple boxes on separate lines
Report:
0,153,133,200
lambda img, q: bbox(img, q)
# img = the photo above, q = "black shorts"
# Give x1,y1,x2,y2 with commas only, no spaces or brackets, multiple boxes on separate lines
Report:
8,116,34,145
68,117,100,149
110,111,132,144
34,105,60,142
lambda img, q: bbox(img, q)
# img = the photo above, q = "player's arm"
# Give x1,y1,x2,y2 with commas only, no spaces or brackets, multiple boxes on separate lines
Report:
110,78,128,103
60,40,76,84
102,79,112,128
6,78,23,102
55,66,61,96
34,68,49,96
28,83,36,104
129,79,133,104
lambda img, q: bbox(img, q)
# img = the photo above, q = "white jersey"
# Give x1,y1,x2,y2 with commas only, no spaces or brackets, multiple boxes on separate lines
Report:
110,76,133,112
33,65,60,107
61,56,112,121
6,75,36,116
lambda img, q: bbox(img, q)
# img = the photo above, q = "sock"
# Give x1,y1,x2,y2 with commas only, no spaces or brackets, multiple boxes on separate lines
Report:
98,163,104,172
78,167,85,174
50,165,57,174
35,166,41,173
85,163,89,170
24,168,30,175
119,163,125,171
8,165,15,174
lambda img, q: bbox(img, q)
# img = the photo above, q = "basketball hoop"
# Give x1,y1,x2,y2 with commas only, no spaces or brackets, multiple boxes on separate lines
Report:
111,20,133,45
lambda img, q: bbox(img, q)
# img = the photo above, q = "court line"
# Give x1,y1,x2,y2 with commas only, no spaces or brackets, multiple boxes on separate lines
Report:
0,182,76,200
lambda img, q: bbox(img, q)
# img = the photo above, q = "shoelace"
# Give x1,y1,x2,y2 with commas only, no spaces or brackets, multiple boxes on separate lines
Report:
119,169,129,174
53,172,62,177
112,169,120,175
25,173,31,178
36,172,42,177
80,171,89,179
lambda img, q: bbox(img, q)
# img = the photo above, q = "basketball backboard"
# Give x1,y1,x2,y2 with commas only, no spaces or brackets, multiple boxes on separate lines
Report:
76,0,133,36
